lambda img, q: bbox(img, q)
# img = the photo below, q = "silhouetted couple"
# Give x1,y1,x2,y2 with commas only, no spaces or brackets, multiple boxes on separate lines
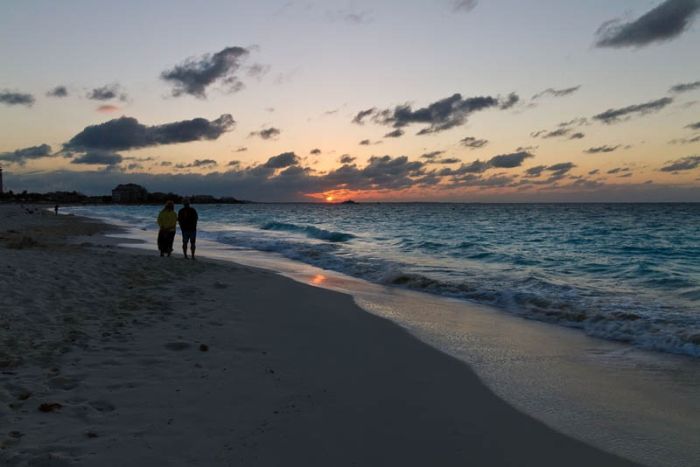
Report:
157,200,198,259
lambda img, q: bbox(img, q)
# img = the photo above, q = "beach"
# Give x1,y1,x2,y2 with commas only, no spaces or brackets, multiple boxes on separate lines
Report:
0,204,647,466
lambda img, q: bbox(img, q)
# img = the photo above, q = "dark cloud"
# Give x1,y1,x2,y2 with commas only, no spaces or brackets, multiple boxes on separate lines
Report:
372,93,515,135
595,0,700,48
87,84,127,101
421,151,444,160
0,90,34,107
452,0,477,13
499,93,520,110
64,114,235,152
589,169,600,176
250,127,281,140
687,121,700,130
524,165,547,177
359,139,371,146
384,129,404,138
489,151,533,168
0,144,53,165
585,145,620,154
227,160,241,167
569,132,586,139
352,108,376,125
340,154,356,164
607,167,631,175
175,159,218,169
670,135,700,144
71,150,123,166
532,86,581,100
235,146,248,152
660,155,700,172
47,86,68,98
670,80,700,93
263,152,299,169
161,46,250,98
310,148,321,155
460,136,488,149
436,158,460,164
593,97,673,124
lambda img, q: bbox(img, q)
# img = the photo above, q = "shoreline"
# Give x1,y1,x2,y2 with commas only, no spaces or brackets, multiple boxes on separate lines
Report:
0,205,672,466
106,212,700,467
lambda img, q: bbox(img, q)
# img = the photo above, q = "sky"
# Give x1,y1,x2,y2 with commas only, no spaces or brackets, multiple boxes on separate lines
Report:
1,0,699,202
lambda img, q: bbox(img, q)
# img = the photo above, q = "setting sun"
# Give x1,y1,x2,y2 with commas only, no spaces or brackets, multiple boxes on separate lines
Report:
325,196,334,202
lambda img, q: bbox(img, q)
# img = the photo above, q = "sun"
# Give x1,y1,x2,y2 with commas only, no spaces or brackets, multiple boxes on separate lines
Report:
325,195,335,202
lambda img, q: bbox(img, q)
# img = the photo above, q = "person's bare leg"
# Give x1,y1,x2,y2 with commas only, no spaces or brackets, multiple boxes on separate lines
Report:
183,243,188,259
190,243,196,260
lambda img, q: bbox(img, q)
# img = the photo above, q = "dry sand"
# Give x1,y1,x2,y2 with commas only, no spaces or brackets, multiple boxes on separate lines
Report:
0,205,641,466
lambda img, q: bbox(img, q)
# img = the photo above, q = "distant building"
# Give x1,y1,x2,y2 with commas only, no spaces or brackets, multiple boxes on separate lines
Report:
112,183,148,203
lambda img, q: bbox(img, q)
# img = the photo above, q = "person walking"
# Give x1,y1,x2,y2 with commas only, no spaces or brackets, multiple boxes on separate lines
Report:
157,200,177,257
178,199,198,260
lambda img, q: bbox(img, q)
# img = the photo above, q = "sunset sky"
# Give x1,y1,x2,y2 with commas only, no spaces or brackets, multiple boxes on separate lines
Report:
1,0,699,201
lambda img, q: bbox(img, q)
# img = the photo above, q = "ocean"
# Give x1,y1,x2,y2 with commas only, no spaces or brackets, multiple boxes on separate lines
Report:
67,203,700,358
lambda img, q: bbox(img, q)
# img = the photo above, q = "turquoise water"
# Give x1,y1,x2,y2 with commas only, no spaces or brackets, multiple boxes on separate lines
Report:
69,203,700,357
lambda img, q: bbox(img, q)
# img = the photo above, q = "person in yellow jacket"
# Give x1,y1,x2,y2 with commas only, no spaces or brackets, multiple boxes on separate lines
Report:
157,200,178,256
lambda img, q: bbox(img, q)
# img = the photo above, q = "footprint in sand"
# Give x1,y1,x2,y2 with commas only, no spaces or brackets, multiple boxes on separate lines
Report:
164,342,191,351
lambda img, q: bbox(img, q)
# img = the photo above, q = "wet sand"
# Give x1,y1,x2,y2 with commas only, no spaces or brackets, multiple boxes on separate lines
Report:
0,205,640,466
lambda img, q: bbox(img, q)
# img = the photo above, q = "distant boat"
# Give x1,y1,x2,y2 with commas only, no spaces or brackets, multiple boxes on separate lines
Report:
340,199,358,205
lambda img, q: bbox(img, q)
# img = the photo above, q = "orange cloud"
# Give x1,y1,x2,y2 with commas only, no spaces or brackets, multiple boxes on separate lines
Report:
96,104,120,113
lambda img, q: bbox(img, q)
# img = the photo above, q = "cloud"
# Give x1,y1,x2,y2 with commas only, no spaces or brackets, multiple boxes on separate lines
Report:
525,165,547,177
370,93,515,134
161,46,250,98
584,145,620,154
359,139,371,146
489,151,533,168
0,144,53,165
460,136,488,149
47,86,68,98
235,146,248,152
263,152,299,169
532,86,581,100
435,158,460,164
71,150,123,166
310,148,321,155
607,167,631,175
97,104,120,113
249,127,281,140
670,135,700,144
687,121,700,130
384,129,404,138
64,114,235,152
670,80,700,93
175,159,218,169
340,154,356,164
326,8,372,24
87,84,127,101
589,169,600,176
593,97,673,124
352,108,376,125
421,151,444,160
452,0,477,13
227,160,241,167
595,0,700,48
660,155,700,172
569,132,586,139
0,90,34,107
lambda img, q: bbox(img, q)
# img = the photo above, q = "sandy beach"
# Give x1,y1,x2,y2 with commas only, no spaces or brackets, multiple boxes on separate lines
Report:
0,204,641,466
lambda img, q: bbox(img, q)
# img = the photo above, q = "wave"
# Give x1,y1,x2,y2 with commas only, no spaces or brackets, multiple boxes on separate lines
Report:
260,221,356,242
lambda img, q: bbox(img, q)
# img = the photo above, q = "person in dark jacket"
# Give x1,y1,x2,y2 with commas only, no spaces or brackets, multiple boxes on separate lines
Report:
178,199,199,260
